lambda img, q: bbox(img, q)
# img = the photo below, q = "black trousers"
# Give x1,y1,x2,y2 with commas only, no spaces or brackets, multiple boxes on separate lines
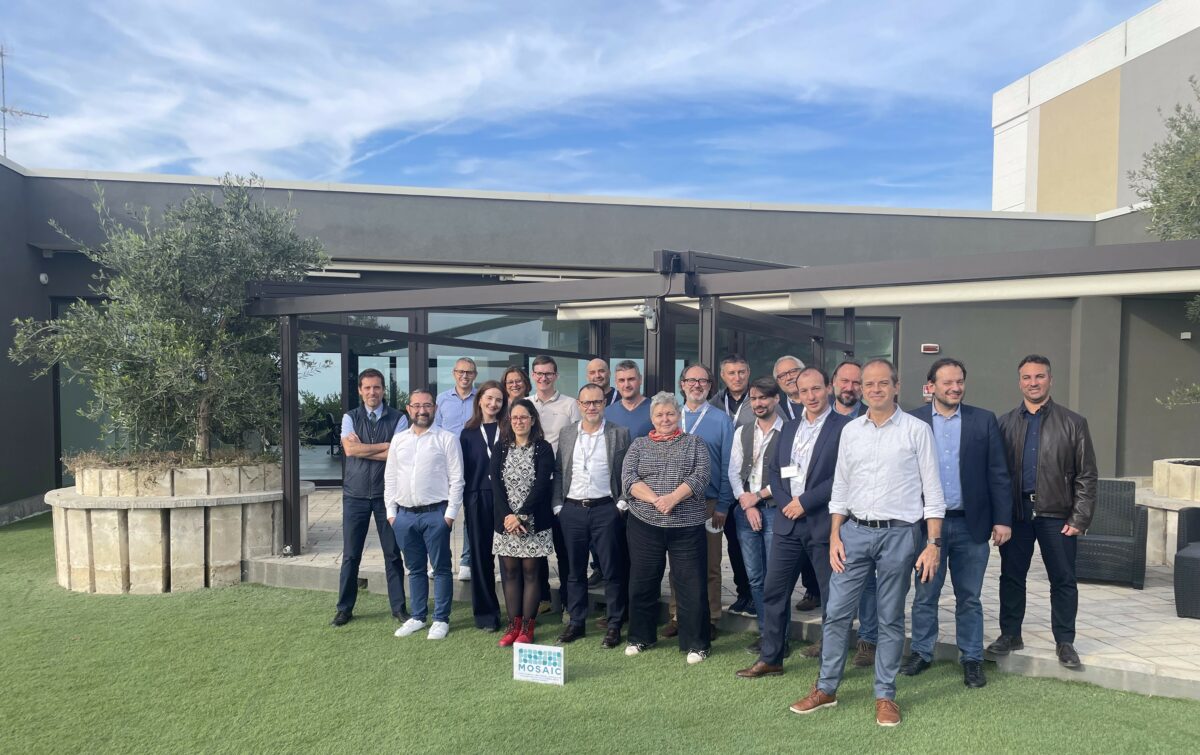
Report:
627,515,710,652
559,501,627,629
799,542,821,600
539,518,570,607
999,501,1078,643
336,494,406,615
464,488,501,629
758,520,832,664
724,507,752,601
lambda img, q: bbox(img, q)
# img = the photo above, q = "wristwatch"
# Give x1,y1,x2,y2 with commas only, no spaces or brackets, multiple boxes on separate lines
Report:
927,538,943,548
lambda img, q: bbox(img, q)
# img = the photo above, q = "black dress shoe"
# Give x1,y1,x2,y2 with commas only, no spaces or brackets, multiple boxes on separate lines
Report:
601,627,622,649
746,638,762,655
963,660,987,688
795,593,821,612
986,635,1024,655
588,570,604,587
393,610,410,622
331,610,352,627
899,654,932,676
558,624,586,643
1056,643,1082,669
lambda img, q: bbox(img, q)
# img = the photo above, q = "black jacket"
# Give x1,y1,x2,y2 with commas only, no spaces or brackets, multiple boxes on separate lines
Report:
490,439,556,534
997,398,1097,531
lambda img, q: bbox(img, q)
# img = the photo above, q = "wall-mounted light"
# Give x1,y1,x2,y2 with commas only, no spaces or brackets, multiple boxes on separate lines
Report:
38,273,49,285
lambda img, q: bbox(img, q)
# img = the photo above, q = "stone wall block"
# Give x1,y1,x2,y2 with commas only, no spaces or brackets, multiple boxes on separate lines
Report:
300,495,309,549
78,468,100,497
65,508,94,593
263,463,282,490
1152,459,1170,496
138,469,173,497
170,507,206,591
272,499,284,554
1168,463,1197,501
90,509,129,594
239,464,265,492
173,468,210,497
242,501,274,560
1146,507,1167,566
209,467,239,495
99,469,120,497
52,506,70,589
118,469,139,497
207,505,243,587
127,509,167,594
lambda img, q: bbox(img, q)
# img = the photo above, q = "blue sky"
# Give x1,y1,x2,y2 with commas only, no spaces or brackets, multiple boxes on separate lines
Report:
0,1,1157,208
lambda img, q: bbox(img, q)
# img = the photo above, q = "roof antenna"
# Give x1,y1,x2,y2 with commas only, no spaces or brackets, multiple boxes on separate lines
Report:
0,45,49,159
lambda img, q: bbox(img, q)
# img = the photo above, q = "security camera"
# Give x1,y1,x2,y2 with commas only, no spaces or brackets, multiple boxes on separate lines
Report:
633,303,658,333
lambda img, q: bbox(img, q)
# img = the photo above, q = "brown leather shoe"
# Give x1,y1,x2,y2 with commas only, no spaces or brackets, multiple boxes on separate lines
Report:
736,661,784,679
662,620,679,638
852,640,876,668
875,698,901,727
789,687,837,715
802,640,822,658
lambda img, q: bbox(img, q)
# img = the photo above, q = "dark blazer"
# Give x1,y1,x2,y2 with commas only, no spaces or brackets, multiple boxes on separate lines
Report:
459,422,499,493
490,439,556,534
910,403,1013,543
766,410,851,542
552,421,631,507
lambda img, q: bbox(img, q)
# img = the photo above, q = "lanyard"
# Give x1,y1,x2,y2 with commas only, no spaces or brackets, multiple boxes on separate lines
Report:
578,421,605,472
750,425,778,476
481,424,496,459
681,404,710,434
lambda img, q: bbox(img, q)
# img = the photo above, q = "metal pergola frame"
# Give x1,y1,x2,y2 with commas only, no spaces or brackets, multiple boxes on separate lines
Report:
247,239,1200,555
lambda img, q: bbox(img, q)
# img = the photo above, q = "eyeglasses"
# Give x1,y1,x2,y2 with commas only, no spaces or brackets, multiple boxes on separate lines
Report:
579,399,605,408
532,371,557,381
509,415,532,423
453,369,477,377
774,367,802,381
408,402,434,410
681,377,711,386
505,379,526,386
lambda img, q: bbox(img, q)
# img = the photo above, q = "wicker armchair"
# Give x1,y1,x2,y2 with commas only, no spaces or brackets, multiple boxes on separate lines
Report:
1174,507,1200,619
1076,479,1146,590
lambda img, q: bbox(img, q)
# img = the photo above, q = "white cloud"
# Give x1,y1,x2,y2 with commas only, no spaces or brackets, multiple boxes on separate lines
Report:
0,0,1151,185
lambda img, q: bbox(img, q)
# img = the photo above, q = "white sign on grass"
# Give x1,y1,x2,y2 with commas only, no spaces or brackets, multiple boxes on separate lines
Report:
513,642,566,685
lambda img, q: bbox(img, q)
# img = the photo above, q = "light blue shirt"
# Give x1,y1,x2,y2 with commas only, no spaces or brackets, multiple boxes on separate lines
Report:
931,406,963,510
681,403,735,515
340,407,409,438
433,386,477,436
605,398,653,439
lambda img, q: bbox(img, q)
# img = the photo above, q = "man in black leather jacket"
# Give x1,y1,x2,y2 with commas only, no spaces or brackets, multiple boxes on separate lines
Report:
988,354,1097,669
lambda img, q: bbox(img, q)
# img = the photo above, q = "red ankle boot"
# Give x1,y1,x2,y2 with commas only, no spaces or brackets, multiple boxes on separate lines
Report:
499,617,522,648
516,617,537,644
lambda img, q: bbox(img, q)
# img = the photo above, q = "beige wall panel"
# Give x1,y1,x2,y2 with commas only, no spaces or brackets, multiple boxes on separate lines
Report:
1035,69,1121,214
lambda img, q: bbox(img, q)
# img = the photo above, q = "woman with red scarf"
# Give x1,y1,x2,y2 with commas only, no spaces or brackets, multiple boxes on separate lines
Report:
620,391,712,664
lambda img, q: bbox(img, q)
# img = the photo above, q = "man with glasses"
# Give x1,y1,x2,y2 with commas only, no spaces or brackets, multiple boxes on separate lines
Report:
530,354,582,614
435,357,479,580
331,368,410,628
387,390,465,641
709,353,756,619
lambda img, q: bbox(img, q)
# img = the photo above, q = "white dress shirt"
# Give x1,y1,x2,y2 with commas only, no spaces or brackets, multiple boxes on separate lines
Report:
788,404,832,494
559,421,611,514
728,417,783,497
384,426,465,521
829,408,946,523
531,391,582,453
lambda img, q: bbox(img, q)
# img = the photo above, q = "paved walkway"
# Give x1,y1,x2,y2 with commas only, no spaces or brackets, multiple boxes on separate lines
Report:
250,488,1200,700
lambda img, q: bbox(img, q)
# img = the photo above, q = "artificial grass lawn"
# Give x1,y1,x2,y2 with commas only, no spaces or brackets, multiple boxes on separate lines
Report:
3,515,1199,754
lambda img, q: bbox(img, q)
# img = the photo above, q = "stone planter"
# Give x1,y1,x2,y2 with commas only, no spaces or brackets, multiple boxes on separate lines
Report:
46,464,309,594
1136,459,1200,567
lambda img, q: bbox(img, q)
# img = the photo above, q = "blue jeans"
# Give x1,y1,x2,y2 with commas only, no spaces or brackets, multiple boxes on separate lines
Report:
909,515,990,662
734,504,777,635
392,504,453,623
818,520,918,701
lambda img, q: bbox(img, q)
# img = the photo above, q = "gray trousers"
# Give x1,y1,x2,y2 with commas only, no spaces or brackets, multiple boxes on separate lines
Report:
818,519,919,701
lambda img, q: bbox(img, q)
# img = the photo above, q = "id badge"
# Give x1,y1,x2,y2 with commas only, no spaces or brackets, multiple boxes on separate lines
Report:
781,465,800,479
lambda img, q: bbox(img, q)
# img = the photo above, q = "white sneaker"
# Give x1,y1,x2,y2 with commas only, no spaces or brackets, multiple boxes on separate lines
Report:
625,643,648,656
457,565,472,581
394,618,426,637
686,650,709,665
427,621,450,640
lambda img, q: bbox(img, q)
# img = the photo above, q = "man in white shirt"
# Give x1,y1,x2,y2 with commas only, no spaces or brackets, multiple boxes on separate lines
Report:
727,377,783,649
552,383,631,648
530,354,581,612
386,389,465,641
790,359,944,728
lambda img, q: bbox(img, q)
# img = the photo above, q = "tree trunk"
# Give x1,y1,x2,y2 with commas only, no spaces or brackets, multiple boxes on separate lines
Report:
194,396,212,463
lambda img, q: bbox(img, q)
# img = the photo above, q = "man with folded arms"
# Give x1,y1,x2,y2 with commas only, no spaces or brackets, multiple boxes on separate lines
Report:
901,358,1012,688
387,389,465,641
789,359,944,727
553,383,631,648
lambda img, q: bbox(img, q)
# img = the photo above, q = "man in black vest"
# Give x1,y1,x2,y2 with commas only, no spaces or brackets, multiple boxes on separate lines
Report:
331,368,409,627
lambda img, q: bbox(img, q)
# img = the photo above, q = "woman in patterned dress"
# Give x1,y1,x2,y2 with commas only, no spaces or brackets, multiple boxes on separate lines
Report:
491,398,556,647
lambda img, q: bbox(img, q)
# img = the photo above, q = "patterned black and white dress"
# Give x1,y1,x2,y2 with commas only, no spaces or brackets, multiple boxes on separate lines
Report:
492,443,555,558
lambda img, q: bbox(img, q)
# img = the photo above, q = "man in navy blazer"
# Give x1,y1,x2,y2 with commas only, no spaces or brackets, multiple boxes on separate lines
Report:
900,358,1012,688
737,367,851,678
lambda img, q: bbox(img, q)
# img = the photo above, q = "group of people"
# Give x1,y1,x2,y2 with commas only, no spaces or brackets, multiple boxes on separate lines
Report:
333,350,1097,727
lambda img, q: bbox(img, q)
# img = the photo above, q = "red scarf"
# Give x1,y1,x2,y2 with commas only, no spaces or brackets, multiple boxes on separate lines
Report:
648,428,683,442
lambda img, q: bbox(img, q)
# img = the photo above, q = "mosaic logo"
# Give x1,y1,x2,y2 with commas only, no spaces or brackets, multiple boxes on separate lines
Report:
513,642,566,686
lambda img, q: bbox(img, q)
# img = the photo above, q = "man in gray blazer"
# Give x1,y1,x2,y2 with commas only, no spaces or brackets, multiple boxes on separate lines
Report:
553,383,632,648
